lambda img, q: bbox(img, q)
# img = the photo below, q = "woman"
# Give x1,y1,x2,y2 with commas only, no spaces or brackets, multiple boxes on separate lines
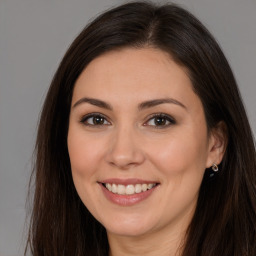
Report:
26,1,256,255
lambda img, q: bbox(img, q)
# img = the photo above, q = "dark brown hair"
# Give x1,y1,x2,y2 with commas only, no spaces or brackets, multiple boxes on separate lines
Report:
26,1,256,255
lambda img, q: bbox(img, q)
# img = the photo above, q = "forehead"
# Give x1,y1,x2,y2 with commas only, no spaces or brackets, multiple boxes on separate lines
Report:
75,47,189,85
72,47,201,112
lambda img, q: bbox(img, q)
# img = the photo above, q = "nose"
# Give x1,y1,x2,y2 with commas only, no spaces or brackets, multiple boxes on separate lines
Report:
105,125,145,170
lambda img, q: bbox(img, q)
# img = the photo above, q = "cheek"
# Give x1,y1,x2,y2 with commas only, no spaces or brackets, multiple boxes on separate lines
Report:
67,127,105,178
145,129,209,178
146,131,208,218
67,128,105,214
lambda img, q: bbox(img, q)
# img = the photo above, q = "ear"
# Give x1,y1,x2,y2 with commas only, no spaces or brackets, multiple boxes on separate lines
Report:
206,121,228,168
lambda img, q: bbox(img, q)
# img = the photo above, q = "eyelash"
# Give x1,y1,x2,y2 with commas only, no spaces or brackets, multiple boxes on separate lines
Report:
144,113,176,128
80,113,111,127
80,113,176,128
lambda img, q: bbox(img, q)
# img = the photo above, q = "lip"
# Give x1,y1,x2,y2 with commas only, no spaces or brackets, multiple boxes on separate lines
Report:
98,179,159,206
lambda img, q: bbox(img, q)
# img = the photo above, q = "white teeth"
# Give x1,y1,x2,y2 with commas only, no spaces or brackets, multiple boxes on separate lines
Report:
142,184,148,192
135,184,142,193
106,183,112,191
117,184,126,195
104,183,156,195
147,183,154,189
112,184,117,193
126,185,135,195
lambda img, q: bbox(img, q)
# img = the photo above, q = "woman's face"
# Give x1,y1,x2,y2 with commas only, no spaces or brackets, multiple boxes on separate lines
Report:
68,48,218,238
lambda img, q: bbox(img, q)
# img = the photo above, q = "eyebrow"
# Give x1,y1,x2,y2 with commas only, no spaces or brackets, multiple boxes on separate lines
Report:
73,97,112,110
138,98,187,110
72,97,186,111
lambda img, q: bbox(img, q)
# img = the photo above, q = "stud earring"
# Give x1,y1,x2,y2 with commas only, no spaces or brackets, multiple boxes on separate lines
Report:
212,163,219,172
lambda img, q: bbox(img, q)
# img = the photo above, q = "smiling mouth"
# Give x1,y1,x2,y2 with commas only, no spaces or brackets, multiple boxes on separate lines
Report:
102,183,158,195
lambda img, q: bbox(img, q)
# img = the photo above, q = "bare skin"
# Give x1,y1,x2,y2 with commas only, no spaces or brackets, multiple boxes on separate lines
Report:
68,47,226,256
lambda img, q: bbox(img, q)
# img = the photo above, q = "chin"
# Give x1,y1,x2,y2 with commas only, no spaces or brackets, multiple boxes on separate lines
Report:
106,225,152,237
100,213,157,237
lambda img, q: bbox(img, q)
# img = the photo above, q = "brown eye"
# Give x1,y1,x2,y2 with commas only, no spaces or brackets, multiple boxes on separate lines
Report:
154,116,168,126
92,116,105,125
145,114,176,128
81,114,110,126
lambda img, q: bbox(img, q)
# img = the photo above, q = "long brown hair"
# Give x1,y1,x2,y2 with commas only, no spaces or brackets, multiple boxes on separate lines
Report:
26,2,256,255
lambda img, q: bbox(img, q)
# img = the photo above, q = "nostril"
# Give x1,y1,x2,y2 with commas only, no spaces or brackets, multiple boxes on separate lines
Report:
105,130,145,168
106,149,145,169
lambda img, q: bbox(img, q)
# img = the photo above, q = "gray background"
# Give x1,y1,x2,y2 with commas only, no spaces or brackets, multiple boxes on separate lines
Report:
0,0,255,255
